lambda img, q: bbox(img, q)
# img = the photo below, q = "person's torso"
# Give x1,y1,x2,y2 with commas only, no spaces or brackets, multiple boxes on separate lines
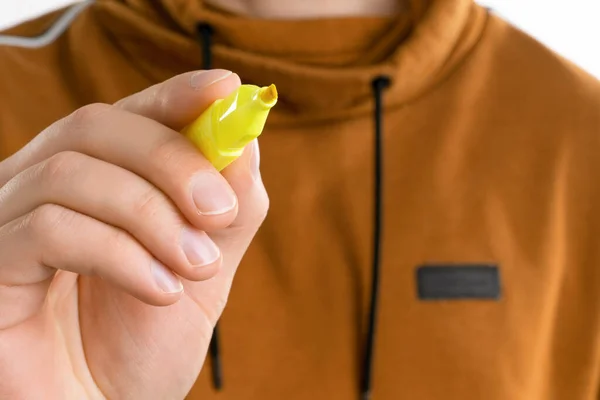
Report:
1,2,599,399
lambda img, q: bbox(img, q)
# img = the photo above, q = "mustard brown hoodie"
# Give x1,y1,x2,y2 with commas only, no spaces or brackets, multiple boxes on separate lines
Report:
1,1,600,399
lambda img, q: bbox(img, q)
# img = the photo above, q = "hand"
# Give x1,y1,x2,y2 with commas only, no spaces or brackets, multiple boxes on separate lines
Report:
0,69,269,399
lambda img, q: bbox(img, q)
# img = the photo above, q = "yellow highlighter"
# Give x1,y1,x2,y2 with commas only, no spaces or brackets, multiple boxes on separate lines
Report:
182,84,278,171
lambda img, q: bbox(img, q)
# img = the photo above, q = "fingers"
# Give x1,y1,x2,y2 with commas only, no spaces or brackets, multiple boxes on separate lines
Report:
221,140,269,230
184,140,269,323
0,69,269,325
1,104,238,231
0,151,222,283
0,204,184,322
115,69,241,131
0,70,242,232
216,140,269,262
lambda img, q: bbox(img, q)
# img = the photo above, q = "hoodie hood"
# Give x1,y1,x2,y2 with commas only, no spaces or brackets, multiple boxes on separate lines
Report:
96,0,485,122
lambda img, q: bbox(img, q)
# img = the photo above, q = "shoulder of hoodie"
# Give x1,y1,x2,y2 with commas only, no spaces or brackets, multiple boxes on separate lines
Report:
0,2,104,123
450,9,600,208
461,9,600,137
0,5,85,83
0,1,125,157
444,7,600,150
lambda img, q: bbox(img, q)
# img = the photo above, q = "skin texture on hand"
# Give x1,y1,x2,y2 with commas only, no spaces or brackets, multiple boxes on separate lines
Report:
0,69,269,399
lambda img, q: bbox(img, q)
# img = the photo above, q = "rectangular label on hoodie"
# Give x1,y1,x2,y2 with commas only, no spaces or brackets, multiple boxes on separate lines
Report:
416,264,501,300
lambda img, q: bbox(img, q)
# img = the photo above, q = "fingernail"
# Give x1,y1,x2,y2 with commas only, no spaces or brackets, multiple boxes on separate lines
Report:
191,172,237,215
190,69,232,90
151,260,183,293
180,228,221,267
249,139,261,181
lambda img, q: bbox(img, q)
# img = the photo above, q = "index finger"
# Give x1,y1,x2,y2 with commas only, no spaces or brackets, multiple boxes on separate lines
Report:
115,69,241,131
0,71,244,231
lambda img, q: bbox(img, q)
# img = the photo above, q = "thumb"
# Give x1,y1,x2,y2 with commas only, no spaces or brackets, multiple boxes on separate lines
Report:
115,69,241,130
116,70,268,323
181,140,269,324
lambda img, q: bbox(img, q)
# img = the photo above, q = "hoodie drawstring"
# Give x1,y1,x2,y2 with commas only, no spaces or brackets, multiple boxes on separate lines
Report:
196,21,223,392
197,23,214,73
196,22,391,398
361,76,391,400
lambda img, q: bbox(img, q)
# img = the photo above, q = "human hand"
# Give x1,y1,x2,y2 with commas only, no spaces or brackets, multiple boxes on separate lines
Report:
0,69,268,399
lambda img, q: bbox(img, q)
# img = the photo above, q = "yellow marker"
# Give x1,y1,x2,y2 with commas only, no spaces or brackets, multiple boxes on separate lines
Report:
182,84,278,171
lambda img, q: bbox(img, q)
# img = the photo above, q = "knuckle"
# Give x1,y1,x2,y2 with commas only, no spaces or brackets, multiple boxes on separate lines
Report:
25,204,72,240
38,151,83,186
149,133,190,171
132,186,167,220
196,293,228,326
105,226,136,259
230,189,269,230
212,296,228,321
149,84,170,122
252,191,270,225
67,103,111,129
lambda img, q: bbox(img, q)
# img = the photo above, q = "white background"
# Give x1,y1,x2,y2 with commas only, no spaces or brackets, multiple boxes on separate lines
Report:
1,0,599,78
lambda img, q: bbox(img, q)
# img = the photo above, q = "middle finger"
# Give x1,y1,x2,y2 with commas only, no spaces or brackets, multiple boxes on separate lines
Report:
0,151,221,281
3,104,239,232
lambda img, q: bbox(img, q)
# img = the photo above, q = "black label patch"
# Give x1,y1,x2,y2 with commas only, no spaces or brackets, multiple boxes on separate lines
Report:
416,264,501,300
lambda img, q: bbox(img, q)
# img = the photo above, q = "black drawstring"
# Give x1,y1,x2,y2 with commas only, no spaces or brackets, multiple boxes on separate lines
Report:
197,23,214,71
208,323,223,390
196,21,223,392
361,76,391,400
196,21,390,396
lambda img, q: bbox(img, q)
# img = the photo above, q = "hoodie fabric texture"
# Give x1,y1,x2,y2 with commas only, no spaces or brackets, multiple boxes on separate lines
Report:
1,0,600,399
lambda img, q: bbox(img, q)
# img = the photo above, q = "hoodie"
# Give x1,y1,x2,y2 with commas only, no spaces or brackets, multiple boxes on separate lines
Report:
1,0,600,399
